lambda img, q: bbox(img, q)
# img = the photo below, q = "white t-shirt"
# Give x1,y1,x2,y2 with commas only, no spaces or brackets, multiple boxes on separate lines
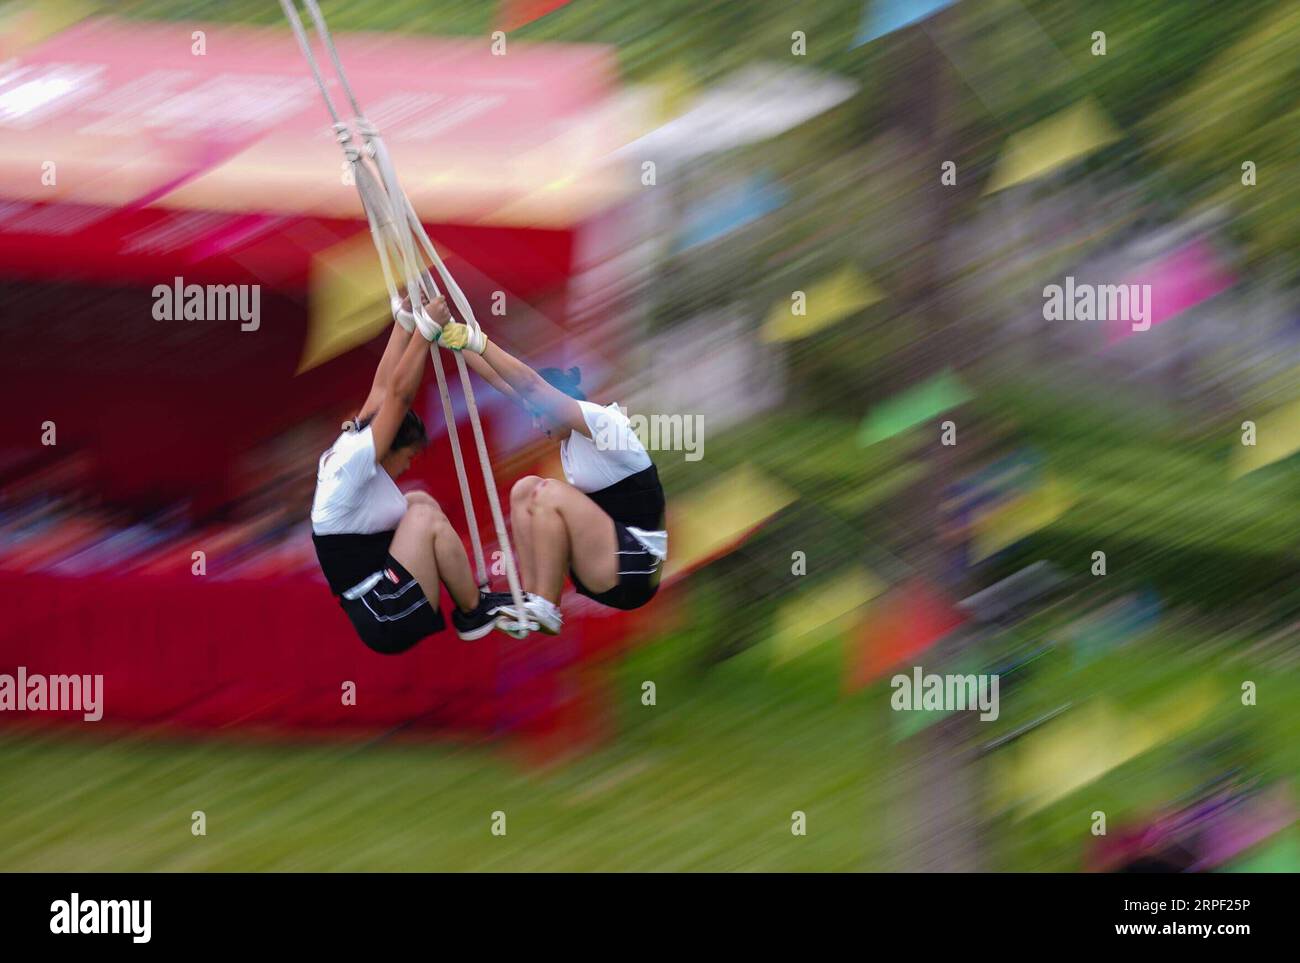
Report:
561,401,666,559
561,401,651,492
310,426,409,536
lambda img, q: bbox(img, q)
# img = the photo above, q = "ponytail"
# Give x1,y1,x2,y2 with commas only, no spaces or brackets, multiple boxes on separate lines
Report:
539,366,587,401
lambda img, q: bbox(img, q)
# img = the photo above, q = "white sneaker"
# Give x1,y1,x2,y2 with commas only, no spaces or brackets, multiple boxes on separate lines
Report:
497,594,562,636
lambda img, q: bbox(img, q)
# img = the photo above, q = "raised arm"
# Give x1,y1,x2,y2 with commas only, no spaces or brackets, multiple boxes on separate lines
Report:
443,322,588,438
367,296,450,460
460,350,525,410
356,320,414,425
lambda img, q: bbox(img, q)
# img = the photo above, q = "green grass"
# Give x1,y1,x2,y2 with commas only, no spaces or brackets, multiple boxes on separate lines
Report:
2,611,1295,871
0,636,887,871
1,373,1292,871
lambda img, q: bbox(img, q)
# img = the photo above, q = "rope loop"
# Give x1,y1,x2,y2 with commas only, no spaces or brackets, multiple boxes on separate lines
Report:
282,0,530,629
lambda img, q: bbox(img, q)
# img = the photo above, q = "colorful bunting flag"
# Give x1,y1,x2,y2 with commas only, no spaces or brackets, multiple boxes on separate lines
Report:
299,232,391,373
1108,239,1235,344
662,464,798,583
994,685,1215,817
1230,396,1300,478
853,0,955,47
674,175,788,253
856,369,972,446
968,475,1076,562
984,99,1120,195
770,566,885,665
761,266,883,343
846,579,965,690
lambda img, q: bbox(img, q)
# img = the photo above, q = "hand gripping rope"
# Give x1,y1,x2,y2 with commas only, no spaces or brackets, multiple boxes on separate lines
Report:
280,0,532,636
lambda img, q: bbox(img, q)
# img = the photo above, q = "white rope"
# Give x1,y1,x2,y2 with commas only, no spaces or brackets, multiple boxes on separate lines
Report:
282,0,530,628
351,120,523,605
429,342,489,586
452,350,528,620
279,1,423,328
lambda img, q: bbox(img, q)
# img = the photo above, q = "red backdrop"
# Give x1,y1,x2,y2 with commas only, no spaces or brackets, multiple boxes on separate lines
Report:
0,18,661,746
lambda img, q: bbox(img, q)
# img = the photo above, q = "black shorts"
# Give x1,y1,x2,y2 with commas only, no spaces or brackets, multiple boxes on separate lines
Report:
338,556,444,655
571,522,663,611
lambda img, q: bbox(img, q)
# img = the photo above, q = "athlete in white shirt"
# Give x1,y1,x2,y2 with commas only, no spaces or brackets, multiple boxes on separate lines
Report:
310,295,512,653
438,320,667,636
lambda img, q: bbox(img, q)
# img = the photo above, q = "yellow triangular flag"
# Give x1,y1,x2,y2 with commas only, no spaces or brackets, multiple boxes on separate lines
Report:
770,566,884,665
1231,397,1300,478
969,476,1076,562
299,232,393,374
761,266,883,343
984,98,1121,195
996,701,1146,815
996,684,1215,816
663,463,797,582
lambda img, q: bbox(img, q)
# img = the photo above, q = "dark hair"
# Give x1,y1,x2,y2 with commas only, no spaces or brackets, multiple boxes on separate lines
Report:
350,409,427,451
539,366,586,401
392,409,428,451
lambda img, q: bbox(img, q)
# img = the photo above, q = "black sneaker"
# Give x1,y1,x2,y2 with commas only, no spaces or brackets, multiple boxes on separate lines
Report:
481,591,518,615
452,592,514,641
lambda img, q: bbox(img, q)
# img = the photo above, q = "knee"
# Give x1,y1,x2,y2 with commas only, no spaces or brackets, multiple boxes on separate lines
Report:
408,502,451,536
529,478,564,512
405,490,440,511
511,475,544,508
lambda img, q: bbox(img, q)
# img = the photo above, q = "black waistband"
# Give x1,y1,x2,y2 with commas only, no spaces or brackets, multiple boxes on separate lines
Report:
312,530,396,596
585,464,665,531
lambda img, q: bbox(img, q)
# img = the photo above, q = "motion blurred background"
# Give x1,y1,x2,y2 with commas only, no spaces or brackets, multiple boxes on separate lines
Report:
0,0,1297,871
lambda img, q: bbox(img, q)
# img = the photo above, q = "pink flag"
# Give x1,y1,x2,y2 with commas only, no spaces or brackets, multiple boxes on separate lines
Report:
1109,238,1235,343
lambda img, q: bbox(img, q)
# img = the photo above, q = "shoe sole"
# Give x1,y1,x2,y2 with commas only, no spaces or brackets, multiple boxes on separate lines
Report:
496,616,539,640
455,620,499,642
495,607,558,636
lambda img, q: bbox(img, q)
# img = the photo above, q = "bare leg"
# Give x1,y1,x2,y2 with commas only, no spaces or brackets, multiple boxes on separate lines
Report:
526,479,618,604
529,495,571,602
388,494,479,612
509,475,545,591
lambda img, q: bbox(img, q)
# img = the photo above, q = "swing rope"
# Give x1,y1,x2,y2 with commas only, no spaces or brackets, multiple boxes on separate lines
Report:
280,0,531,633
